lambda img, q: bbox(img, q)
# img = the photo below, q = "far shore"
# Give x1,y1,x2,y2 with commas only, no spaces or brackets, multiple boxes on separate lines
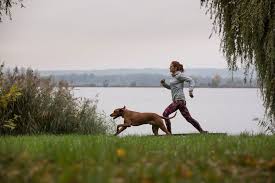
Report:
71,85,259,89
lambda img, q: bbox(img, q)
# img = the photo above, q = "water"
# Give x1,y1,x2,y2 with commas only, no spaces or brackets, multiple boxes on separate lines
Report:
73,87,265,135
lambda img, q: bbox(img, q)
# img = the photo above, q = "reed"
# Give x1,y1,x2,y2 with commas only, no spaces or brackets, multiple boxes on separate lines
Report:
0,65,114,135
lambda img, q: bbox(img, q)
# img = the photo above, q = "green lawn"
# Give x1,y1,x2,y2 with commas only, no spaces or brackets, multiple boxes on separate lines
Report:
0,134,274,182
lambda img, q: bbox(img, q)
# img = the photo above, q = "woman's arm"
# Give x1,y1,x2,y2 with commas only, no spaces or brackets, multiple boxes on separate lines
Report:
160,79,171,90
174,73,195,92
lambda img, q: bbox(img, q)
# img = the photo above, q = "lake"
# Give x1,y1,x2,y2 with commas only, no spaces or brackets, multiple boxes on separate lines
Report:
73,87,265,135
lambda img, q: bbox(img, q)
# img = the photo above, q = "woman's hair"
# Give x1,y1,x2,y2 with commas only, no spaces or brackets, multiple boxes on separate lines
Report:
171,61,184,72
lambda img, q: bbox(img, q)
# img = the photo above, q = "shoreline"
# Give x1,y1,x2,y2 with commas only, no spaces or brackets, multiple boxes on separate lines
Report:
71,85,259,89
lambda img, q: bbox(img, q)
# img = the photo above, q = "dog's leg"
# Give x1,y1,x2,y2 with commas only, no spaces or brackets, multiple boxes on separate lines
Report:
152,125,159,136
117,124,125,130
158,121,171,135
121,124,131,128
116,124,121,132
116,124,131,131
115,126,127,136
114,123,131,136
115,124,123,135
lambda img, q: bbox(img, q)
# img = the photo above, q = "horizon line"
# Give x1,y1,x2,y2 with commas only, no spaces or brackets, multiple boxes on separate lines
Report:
37,67,230,72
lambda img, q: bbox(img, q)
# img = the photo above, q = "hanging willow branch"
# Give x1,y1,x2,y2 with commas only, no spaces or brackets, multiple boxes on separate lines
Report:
0,0,24,22
201,0,275,119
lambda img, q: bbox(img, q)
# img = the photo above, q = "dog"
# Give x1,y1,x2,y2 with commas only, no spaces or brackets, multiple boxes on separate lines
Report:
110,106,177,136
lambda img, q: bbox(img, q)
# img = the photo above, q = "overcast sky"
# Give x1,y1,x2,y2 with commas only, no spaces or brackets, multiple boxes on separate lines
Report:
0,0,227,70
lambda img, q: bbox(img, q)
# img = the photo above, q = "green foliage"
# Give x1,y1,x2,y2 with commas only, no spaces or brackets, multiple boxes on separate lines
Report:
0,65,115,135
0,64,22,130
201,0,275,126
258,117,275,134
0,84,21,109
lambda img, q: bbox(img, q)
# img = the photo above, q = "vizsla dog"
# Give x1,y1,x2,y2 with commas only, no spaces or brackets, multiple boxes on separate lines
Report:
110,106,176,136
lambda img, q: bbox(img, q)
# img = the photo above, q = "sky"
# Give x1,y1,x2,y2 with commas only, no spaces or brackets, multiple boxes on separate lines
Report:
0,0,227,70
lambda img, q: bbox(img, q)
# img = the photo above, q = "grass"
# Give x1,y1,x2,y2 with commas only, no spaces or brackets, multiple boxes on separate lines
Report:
0,134,274,183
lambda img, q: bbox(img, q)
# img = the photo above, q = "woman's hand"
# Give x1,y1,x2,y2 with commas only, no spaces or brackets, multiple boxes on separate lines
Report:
189,91,194,98
160,79,165,85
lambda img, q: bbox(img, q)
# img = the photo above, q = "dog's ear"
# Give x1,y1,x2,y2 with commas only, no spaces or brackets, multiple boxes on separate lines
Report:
119,106,126,113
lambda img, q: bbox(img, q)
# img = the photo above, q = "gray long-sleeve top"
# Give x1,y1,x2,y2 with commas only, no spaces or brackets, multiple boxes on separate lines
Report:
162,71,195,101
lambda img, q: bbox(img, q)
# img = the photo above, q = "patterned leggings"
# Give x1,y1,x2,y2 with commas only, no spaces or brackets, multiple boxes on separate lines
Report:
163,100,203,133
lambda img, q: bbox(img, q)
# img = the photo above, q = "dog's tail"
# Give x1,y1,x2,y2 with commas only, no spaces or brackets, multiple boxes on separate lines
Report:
158,112,177,120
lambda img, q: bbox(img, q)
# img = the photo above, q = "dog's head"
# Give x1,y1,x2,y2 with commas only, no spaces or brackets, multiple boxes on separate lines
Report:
110,106,126,119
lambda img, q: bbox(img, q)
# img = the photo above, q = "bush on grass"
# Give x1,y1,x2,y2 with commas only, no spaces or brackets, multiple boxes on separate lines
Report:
0,64,114,135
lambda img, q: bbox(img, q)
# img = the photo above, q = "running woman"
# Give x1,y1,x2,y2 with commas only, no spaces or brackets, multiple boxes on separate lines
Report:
160,61,208,134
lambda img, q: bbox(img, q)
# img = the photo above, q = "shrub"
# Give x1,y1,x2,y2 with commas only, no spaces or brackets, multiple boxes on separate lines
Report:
0,64,22,130
0,65,114,135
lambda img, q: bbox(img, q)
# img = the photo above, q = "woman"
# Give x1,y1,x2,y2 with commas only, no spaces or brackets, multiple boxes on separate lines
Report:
160,61,207,134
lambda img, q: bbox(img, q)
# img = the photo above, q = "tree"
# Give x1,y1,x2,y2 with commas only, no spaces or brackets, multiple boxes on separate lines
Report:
201,0,274,127
211,74,221,88
0,0,24,22
103,80,109,87
130,81,137,87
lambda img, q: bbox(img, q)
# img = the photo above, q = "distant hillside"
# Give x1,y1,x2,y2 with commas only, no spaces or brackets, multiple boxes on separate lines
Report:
39,68,257,88
39,68,251,78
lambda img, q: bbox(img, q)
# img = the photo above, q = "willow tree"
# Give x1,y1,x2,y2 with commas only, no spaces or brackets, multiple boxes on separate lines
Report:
201,0,275,130
0,0,24,22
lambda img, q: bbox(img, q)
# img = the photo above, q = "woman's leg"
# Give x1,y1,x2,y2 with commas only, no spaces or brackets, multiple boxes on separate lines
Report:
177,100,206,133
163,101,179,134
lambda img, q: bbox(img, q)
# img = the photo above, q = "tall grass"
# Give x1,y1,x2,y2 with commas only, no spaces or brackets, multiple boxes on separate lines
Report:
0,65,114,135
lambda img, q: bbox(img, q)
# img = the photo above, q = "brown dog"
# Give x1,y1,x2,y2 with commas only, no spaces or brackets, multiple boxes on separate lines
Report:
110,106,176,136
